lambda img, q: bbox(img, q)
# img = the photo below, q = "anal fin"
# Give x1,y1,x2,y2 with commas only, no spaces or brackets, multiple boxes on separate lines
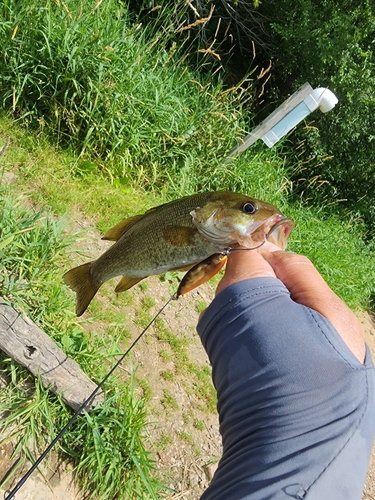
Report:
115,276,145,293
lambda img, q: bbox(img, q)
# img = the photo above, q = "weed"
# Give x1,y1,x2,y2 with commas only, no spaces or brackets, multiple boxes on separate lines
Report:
177,431,194,447
136,378,153,403
194,420,205,431
135,310,153,329
195,300,208,314
186,364,217,414
62,376,160,498
112,290,135,308
286,204,375,309
0,0,249,196
158,432,173,450
183,412,192,425
162,370,175,382
0,187,162,497
159,349,173,363
0,361,161,498
161,389,179,412
156,320,190,367
105,322,132,343
143,295,156,310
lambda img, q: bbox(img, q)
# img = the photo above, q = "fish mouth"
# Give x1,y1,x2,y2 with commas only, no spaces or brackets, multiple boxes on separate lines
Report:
191,208,294,250
265,215,294,250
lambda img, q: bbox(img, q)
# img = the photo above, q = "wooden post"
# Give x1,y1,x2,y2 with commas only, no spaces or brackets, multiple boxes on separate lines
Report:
0,300,104,411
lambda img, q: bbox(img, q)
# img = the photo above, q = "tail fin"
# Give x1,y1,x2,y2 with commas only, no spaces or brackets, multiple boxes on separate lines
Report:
63,262,100,316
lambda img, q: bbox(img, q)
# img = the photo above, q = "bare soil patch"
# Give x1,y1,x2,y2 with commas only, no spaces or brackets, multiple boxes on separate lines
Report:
1,219,375,500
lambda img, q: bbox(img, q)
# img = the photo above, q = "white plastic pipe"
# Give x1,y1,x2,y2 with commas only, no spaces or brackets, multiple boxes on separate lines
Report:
310,87,338,113
261,87,338,147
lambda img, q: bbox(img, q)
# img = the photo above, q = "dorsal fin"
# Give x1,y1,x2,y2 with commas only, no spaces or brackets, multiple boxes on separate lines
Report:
101,214,145,241
101,202,168,241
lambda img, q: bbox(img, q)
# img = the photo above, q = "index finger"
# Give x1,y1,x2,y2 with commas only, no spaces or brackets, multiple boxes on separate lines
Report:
215,244,276,296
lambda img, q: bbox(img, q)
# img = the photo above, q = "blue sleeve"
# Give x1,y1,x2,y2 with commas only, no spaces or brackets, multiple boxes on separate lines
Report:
197,277,375,500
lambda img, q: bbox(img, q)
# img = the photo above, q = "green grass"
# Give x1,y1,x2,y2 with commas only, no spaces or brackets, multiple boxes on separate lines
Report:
135,310,154,329
159,349,173,363
157,432,173,451
0,187,72,324
0,115,160,232
0,366,160,498
136,378,153,403
161,389,179,412
155,319,190,368
161,370,176,382
0,1,374,496
195,300,208,314
155,318,217,411
0,0,249,196
0,185,163,498
194,419,205,431
177,431,194,447
286,203,375,310
143,296,156,310
186,365,217,414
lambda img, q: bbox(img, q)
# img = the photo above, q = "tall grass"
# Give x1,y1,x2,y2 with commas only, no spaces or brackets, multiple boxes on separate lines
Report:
0,192,72,323
0,1,374,497
286,203,375,310
0,0,251,193
0,186,162,498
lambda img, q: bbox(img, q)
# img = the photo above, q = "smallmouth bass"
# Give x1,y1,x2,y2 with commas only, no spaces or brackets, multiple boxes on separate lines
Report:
64,191,293,316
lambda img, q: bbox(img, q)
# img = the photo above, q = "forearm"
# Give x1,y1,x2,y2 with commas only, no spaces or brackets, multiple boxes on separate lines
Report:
197,277,375,500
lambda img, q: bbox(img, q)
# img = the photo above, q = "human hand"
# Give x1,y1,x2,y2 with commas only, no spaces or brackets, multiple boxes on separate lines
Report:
213,242,365,363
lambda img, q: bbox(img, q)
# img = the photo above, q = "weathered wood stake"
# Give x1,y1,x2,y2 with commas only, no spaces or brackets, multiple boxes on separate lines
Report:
0,300,104,411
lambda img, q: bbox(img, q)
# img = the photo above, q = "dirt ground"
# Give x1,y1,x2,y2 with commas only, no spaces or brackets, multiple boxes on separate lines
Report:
1,285,375,500
0,224,375,499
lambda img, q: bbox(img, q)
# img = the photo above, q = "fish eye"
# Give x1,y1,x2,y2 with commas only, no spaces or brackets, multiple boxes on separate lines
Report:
242,202,258,214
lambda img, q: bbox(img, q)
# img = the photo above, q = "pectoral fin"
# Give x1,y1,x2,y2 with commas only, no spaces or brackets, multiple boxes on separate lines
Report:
162,226,197,246
115,276,145,293
176,253,227,297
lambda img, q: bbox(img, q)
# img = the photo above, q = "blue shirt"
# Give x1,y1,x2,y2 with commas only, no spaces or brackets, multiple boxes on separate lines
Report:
197,277,375,499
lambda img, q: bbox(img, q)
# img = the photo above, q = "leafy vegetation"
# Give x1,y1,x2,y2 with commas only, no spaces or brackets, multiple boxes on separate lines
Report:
0,0,374,497
0,184,161,498
127,1,375,232
257,0,375,231
0,0,250,195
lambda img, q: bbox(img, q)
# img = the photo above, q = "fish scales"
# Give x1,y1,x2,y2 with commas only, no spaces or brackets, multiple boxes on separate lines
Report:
92,192,223,283
63,191,294,315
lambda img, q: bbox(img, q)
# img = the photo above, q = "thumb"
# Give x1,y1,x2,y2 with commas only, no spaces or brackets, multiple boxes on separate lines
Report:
261,249,365,363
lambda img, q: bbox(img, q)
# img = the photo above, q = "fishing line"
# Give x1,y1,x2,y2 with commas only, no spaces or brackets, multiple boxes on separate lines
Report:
4,294,175,500
5,236,272,498
225,240,266,252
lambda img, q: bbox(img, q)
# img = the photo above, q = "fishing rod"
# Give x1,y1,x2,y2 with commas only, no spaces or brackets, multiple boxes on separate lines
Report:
4,294,175,500
4,244,267,499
